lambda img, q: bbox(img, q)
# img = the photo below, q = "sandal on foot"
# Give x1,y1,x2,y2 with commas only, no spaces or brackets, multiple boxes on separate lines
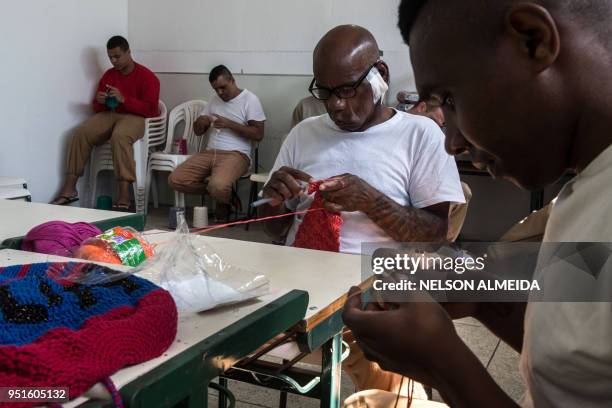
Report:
50,195,79,206
112,202,135,212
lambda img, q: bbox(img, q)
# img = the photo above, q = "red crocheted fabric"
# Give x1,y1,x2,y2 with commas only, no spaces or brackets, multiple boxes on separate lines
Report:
0,262,177,408
292,182,343,252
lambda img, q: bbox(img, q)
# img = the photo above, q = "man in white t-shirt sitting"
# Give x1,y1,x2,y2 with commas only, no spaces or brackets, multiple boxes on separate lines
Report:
261,25,465,255
168,65,266,221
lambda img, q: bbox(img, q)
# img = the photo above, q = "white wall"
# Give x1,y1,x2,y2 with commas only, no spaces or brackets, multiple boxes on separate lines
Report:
128,0,415,97
0,0,128,202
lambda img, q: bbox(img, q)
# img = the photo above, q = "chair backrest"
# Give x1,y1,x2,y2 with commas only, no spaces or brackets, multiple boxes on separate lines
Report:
187,100,208,153
163,100,208,154
242,141,259,178
145,101,168,150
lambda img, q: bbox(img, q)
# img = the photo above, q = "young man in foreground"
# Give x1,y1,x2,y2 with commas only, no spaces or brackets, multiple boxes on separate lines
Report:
344,1,612,406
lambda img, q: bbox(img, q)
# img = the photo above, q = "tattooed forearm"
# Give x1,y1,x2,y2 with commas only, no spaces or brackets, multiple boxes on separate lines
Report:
364,194,448,242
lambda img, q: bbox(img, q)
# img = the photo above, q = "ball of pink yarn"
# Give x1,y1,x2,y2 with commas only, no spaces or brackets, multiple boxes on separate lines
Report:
21,221,102,257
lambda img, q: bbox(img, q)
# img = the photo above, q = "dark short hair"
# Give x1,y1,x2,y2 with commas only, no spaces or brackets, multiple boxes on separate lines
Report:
398,0,612,46
107,36,130,51
209,65,233,83
397,0,428,46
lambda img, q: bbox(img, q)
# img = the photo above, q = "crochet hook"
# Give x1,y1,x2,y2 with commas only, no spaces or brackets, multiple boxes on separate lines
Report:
250,181,313,208
250,198,277,208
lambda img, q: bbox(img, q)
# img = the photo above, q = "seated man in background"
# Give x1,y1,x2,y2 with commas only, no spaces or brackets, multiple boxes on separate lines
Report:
397,91,446,128
51,35,160,210
261,25,464,255
291,95,327,128
168,65,265,222
408,98,445,128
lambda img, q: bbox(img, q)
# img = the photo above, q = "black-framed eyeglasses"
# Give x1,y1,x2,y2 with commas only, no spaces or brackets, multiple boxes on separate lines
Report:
309,61,379,101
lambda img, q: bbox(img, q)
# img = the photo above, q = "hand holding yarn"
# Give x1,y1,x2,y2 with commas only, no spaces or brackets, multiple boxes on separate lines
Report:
319,174,383,213
342,285,458,389
193,115,211,135
263,166,313,207
105,84,124,104
96,91,108,105
211,114,232,129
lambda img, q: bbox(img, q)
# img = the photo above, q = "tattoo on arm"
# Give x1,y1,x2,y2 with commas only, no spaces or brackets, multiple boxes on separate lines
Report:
365,196,448,242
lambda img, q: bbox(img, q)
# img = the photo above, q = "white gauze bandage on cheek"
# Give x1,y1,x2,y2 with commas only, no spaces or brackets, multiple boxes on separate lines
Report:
366,66,389,104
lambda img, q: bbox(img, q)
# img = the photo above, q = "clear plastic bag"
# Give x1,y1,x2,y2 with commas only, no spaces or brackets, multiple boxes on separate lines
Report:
48,214,269,313
134,213,270,313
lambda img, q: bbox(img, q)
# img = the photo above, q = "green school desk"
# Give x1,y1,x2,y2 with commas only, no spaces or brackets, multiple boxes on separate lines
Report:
0,229,362,408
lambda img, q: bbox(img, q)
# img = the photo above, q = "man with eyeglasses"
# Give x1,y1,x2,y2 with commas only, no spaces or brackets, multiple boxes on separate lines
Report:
261,25,465,255
260,24,464,399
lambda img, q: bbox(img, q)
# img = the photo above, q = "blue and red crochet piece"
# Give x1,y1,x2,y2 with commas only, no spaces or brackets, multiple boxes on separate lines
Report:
0,262,177,408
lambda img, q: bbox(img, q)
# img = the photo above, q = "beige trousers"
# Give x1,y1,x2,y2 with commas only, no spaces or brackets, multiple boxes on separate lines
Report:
66,111,145,182
343,390,448,408
168,149,249,204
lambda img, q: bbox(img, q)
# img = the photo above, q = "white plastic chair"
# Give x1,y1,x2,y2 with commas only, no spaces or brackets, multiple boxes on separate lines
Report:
145,99,207,211
244,133,291,220
89,101,167,214
233,142,261,223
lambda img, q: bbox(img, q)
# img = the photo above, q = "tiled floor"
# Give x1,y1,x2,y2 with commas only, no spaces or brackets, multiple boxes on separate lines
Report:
145,206,524,407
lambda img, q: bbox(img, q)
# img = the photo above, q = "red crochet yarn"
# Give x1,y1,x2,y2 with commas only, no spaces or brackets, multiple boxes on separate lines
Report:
0,290,176,408
0,262,177,408
293,182,343,252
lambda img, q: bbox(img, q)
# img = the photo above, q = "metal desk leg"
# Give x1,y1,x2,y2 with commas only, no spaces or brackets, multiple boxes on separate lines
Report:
218,378,228,408
174,386,205,408
320,332,343,408
530,190,545,212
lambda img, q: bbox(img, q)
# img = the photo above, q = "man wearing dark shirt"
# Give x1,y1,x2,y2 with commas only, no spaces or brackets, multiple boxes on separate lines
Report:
51,36,160,209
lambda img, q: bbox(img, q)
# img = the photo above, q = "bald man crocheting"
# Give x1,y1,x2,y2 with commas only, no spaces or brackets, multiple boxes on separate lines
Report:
258,25,465,403
261,25,464,255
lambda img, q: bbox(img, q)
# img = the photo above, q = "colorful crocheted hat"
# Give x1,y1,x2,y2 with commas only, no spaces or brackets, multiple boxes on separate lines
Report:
0,262,177,408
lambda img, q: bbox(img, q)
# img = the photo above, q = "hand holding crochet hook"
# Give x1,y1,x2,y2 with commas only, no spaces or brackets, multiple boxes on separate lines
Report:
255,171,382,213
257,166,314,208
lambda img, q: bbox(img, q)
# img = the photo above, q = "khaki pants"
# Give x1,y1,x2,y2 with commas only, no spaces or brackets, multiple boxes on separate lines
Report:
66,112,145,182
168,150,249,204
343,390,448,408
342,330,429,400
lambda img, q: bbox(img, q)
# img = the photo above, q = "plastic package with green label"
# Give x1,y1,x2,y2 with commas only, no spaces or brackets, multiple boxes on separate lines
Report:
73,226,155,267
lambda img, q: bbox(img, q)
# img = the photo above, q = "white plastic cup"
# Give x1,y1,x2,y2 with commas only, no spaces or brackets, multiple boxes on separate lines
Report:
193,206,209,228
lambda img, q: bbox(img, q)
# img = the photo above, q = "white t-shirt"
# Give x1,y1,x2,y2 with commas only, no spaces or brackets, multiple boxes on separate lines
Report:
520,143,612,407
268,110,465,254
203,89,266,159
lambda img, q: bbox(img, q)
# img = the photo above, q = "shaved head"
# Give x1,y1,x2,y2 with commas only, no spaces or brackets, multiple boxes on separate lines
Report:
311,25,393,132
314,25,380,76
